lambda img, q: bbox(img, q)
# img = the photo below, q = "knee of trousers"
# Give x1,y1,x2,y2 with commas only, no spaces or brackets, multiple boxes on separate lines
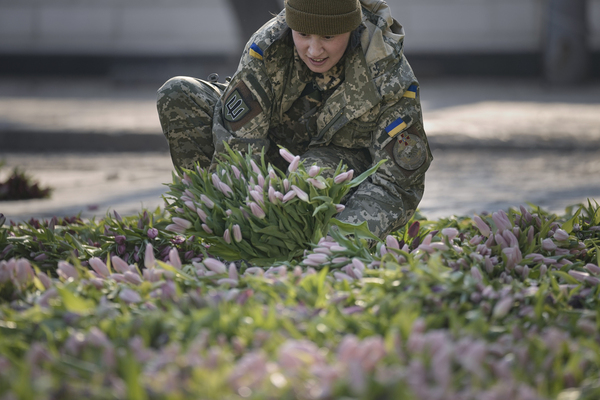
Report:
157,76,222,116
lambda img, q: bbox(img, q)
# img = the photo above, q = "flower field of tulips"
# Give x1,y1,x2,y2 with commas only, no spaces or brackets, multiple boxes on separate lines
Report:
1,151,600,399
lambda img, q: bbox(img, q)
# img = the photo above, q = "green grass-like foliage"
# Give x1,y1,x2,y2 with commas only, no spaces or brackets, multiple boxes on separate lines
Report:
164,144,383,265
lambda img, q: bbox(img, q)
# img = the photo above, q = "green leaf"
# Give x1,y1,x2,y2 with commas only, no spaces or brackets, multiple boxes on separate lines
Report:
561,207,581,234
330,219,381,242
346,159,386,189
56,286,95,313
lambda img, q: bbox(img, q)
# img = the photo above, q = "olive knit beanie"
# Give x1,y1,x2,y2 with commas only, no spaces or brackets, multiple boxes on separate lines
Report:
285,0,363,36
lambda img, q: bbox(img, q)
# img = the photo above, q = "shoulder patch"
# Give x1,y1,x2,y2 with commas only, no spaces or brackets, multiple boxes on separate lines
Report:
223,80,263,131
249,43,264,60
377,115,412,147
392,130,427,171
402,84,418,99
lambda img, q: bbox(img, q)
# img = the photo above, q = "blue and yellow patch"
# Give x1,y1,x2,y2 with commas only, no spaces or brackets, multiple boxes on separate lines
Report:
249,43,264,60
385,117,408,138
402,84,418,99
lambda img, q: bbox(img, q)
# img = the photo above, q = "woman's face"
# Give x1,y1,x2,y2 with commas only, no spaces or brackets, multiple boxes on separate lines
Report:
292,30,351,74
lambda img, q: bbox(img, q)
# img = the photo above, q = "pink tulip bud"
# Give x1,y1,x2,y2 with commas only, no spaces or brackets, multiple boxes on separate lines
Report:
441,228,459,241
306,253,329,265
166,224,186,234
211,173,221,187
541,238,557,252
201,224,213,234
57,261,79,280
200,194,215,209
233,224,243,242
334,171,349,184
145,243,156,269
204,258,227,274
473,215,491,237
250,190,264,206
335,204,345,213
330,245,348,252
36,271,52,289
111,256,130,274
119,288,142,304
291,185,309,202
307,178,326,190
223,229,231,244
184,201,195,211
334,271,354,282
268,168,277,179
257,174,265,188
250,159,261,175
89,257,109,278
352,258,366,272
279,148,296,163
124,271,143,285
386,235,400,249
554,229,569,241
268,186,278,203
492,210,512,232
14,259,34,285
584,263,600,274
168,248,182,270
249,202,266,219
283,179,290,192
568,270,588,282
493,296,513,318
219,182,233,197
501,230,519,248
196,208,208,223
231,165,241,179
494,233,509,249
172,217,192,230
288,156,301,173
229,263,238,280
471,267,483,284
308,165,321,177
283,190,297,202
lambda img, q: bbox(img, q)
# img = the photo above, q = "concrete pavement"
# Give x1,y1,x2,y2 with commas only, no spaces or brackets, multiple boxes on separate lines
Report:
1,76,600,223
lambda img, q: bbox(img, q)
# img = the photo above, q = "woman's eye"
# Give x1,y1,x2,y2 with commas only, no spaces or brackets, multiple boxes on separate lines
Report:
323,36,335,40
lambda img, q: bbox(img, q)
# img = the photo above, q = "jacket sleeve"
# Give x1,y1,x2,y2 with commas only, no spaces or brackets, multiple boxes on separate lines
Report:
335,84,433,239
210,40,274,164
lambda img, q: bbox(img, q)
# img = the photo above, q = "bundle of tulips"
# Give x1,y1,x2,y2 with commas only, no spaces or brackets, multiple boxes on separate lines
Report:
164,145,383,265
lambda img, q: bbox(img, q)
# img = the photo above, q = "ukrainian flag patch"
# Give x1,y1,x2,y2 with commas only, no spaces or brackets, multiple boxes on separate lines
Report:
402,84,418,99
385,117,408,138
249,43,264,60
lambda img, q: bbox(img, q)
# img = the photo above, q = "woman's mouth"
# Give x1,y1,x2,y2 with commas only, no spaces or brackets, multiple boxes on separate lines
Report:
309,57,327,65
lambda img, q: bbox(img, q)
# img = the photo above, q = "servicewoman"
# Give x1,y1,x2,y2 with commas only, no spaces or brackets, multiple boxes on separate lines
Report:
157,0,432,239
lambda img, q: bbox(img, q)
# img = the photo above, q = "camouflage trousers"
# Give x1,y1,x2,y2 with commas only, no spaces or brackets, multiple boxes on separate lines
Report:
157,76,371,178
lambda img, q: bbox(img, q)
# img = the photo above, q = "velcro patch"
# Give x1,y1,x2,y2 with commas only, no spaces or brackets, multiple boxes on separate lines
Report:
249,43,264,60
392,130,427,171
223,80,262,131
377,115,412,147
402,84,418,99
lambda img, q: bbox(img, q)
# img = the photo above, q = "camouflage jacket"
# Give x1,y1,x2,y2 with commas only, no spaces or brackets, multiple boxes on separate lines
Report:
212,0,433,238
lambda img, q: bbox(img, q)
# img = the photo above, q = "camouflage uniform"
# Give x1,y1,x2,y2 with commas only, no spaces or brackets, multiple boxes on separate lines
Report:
157,0,432,239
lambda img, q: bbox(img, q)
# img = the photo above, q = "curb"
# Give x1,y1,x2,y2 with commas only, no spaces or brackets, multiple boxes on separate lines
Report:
0,131,169,152
1,130,599,153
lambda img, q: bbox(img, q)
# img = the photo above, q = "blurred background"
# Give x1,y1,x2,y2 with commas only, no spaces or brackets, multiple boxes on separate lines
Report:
1,0,600,222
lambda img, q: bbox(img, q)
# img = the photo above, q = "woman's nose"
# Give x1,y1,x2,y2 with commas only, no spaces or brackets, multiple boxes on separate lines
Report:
307,39,323,56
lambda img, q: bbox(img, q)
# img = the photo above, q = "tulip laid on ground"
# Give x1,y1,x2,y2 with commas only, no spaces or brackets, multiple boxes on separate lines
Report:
164,144,384,265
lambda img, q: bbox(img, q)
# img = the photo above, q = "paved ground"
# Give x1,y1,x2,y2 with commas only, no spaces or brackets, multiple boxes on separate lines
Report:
1,76,600,223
